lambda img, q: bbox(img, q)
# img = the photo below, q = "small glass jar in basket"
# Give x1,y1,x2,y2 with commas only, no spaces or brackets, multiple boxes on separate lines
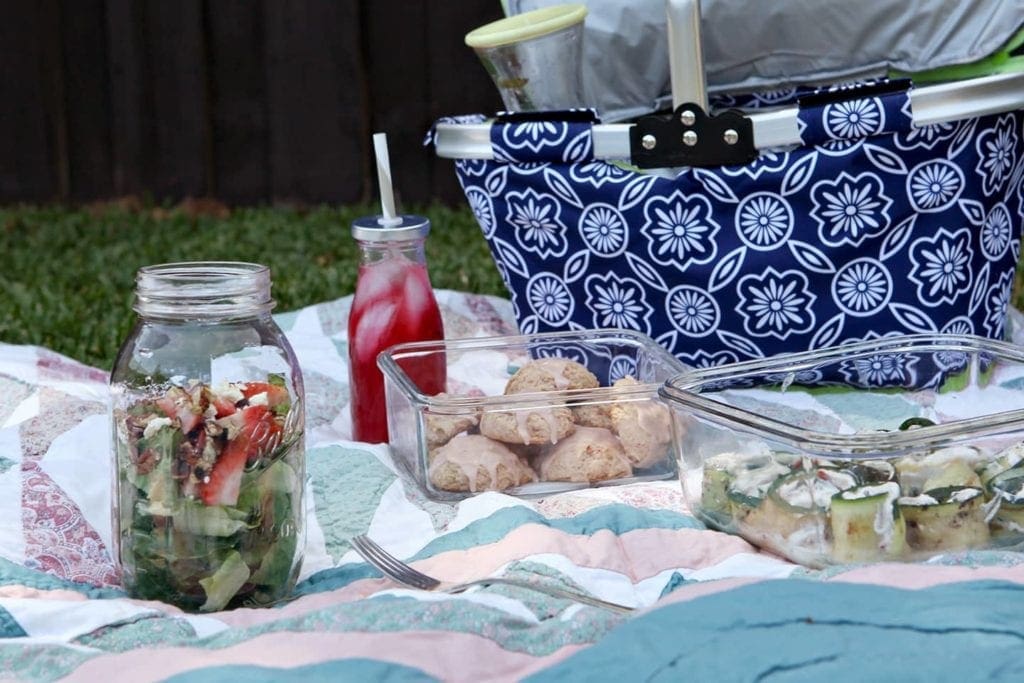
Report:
109,262,305,612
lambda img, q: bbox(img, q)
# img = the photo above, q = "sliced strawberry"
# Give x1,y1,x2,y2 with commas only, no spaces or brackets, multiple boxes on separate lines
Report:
155,387,203,434
155,393,178,420
198,434,247,507
212,394,238,418
240,382,290,409
199,405,281,506
241,405,283,463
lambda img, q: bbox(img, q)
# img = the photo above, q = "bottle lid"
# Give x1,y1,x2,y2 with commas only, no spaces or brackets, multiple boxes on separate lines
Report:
352,215,431,242
465,4,587,49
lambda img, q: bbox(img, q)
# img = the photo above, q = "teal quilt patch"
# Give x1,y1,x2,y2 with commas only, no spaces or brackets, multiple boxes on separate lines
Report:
308,445,396,563
528,579,1024,681
0,606,26,637
164,658,437,683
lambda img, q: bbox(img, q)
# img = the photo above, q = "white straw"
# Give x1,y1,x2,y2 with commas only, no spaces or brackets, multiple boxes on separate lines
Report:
373,132,403,227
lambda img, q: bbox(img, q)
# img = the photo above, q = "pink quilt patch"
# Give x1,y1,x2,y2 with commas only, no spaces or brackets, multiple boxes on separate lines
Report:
37,350,108,385
21,461,118,587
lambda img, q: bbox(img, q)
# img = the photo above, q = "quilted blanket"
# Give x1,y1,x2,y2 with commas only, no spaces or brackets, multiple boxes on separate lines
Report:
3,291,1024,682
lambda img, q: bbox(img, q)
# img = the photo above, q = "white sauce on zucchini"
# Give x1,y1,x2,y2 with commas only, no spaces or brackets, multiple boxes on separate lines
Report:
778,470,857,509
898,494,939,506
841,482,901,548
731,461,791,498
948,487,983,504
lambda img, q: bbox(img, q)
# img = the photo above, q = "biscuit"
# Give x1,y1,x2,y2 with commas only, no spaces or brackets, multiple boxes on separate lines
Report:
534,426,632,483
479,405,576,445
424,396,479,449
607,377,672,469
571,403,613,429
505,358,600,394
428,434,537,492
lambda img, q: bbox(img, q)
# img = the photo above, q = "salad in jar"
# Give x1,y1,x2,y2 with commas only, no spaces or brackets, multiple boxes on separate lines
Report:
113,375,304,612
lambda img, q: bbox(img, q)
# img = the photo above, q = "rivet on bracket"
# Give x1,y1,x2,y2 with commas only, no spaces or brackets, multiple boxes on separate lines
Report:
679,110,696,126
641,134,657,150
723,129,739,145
682,130,698,147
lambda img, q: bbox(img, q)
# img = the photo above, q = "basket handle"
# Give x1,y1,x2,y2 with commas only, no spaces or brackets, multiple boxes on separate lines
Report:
666,0,708,112
628,0,756,168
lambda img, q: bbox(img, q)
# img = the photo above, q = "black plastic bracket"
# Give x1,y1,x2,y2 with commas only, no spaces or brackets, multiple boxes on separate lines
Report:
629,103,756,169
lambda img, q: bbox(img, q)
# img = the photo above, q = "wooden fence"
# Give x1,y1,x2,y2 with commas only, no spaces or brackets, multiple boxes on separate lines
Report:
0,0,504,207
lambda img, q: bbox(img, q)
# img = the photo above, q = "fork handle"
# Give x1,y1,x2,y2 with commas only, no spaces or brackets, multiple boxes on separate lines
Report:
443,577,635,615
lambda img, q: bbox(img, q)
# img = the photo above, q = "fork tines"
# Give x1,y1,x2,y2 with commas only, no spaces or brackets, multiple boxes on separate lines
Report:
351,534,441,590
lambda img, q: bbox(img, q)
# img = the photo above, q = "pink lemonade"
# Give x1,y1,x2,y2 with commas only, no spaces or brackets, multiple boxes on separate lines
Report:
348,254,446,443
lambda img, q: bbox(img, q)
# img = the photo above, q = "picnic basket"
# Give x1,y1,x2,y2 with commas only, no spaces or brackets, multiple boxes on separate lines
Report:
433,0,1024,369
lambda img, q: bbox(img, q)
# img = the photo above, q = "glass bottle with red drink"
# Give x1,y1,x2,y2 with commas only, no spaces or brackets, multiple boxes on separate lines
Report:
348,216,446,443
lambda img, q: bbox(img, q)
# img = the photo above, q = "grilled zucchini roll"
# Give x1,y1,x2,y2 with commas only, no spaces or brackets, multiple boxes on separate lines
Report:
744,467,859,546
896,446,983,496
899,485,989,552
701,451,791,527
830,482,907,563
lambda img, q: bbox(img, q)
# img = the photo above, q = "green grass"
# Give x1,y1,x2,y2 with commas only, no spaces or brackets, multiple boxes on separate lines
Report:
0,202,505,370
5,202,1024,372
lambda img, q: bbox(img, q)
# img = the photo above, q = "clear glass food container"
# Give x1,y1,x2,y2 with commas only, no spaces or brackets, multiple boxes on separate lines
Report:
379,328,686,501
660,334,1024,568
109,262,305,612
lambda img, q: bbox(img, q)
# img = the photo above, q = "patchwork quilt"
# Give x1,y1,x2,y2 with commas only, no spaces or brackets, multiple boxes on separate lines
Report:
3,291,1024,682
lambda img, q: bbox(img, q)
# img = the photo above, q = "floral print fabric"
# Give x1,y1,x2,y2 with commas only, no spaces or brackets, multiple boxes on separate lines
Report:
452,89,1024,367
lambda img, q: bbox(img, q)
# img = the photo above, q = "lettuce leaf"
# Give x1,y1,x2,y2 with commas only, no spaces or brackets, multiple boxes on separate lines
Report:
173,500,250,537
199,550,250,612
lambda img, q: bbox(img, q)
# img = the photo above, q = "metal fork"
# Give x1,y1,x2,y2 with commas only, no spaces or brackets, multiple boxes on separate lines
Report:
350,534,634,614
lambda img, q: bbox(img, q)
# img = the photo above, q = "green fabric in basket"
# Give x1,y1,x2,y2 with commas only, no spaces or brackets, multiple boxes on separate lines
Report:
893,24,1024,83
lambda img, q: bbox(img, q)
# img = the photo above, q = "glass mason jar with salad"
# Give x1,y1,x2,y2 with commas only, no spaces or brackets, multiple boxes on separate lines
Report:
110,262,305,612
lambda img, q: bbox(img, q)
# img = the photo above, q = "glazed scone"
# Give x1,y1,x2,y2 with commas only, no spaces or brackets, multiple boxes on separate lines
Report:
608,377,672,469
534,426,632,483
479,405,576,445
572,402,613,429
428,434,537,492
505,358,600,394
424,396,479,449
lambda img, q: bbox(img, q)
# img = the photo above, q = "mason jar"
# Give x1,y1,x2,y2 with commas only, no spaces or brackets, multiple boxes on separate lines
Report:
109,262,305,612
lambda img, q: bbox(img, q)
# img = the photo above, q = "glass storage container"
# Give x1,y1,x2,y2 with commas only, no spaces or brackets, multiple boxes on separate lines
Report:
110,262,305,612
660,334,1024,568
379,328,686,501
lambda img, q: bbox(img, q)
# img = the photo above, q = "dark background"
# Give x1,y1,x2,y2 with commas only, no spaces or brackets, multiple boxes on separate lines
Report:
0,0,504,208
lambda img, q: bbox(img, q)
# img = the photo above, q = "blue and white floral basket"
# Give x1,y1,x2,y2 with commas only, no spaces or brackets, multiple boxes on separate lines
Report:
433,75,1024,369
